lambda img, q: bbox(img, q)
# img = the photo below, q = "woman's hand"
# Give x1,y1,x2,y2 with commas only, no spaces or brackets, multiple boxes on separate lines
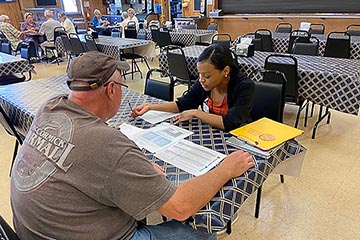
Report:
129,104,150,117
172,109,198,125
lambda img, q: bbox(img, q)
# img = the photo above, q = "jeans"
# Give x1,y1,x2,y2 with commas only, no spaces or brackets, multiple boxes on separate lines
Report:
130,220,216,240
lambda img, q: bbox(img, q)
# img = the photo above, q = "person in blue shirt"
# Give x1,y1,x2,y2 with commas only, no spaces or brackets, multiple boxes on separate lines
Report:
92,9,110,36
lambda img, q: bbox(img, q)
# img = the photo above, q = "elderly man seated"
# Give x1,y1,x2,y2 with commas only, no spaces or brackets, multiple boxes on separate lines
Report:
0,15,38,62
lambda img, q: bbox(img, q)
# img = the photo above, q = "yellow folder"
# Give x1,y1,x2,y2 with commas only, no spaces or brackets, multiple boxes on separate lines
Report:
230,117,304,151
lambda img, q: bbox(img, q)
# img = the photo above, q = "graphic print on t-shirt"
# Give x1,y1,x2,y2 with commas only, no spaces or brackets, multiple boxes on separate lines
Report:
13,112,75,192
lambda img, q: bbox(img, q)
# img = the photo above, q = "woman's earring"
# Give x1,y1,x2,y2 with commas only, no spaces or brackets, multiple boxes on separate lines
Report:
225,74,228,78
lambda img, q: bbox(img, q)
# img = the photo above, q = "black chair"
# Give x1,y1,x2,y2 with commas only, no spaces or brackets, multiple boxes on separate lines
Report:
324,31,350,59
264,54,309,128
255,29,274,52
207,22,218,31
68,33,86,56
211,33,232,48
158,29,173,49
309,23,325,35
150,25,160,46
0,215,20,240
346,24,360,36
144,68,175,101
249,69,287,218
291,36,319,56
288,30,310,53
0,105,25,176
275,22,292,33
111,27,122,38
44,26,66,65
127,21,137,29
165,45,196,90
124,26,137,39
84,34,99,51
60,34,73,72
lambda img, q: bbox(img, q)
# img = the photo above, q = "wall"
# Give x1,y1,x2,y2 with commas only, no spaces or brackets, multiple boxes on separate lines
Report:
0,1,23,29
182,0,216,18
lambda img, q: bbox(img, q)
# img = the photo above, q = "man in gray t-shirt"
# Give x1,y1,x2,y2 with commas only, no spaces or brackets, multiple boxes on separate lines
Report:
11,52,254,240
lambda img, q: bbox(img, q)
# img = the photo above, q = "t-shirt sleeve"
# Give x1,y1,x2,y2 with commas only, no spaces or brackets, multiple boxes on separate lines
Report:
222,76,255,132
101,147,176,220
176,80,206,112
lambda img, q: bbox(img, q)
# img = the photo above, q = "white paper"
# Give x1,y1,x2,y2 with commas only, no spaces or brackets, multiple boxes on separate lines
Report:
139,110,178,125
119,123,146,148
299,22,311,31
155,140,226,176
134,123,193,153
240,37,252,45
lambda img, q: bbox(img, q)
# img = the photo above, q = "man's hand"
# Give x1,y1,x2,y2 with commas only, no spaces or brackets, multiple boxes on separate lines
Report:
219,150,254,179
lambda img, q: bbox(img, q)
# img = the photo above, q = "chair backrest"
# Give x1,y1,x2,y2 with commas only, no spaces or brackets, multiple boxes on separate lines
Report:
0,215,20,240
150,25,160,44
69,33,86,55
211,33,231,48
124,26,137,39
291,36,319,56
275,22,292,33
255,29,273,52
54,26,67,42
158,29,172,48
288,30,310,53
60,34,73,53
127,21,137,29
207,22,218,31
165,45,192,88
111,27,122,38
1,42,12,54
264,54,299,102
182,24,197,29
145,68,175,101
324,31,350,59
346,24,360,36
84,34,99,51
251,74,286,123
309,23,325,35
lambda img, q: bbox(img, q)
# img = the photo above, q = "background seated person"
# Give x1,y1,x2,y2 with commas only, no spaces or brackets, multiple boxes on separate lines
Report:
38,9,61,61
127,8,139,25
0,15,38,62
10,51,254,240
92,9,110,36
131,44,255,132
58,12,76,35
21,12,43,59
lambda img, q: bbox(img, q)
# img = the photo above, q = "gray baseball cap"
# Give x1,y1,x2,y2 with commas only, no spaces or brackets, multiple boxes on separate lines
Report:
67,51,130,91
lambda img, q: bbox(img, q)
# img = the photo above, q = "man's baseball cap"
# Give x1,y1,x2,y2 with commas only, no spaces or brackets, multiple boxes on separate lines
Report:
67,51,130,91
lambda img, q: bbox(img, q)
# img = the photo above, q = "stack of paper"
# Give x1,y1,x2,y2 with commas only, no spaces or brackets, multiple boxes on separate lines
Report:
229,118,303,156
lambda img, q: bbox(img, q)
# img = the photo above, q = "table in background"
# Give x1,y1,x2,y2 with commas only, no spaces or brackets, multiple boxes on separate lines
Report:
160,46,360,116
0,74,306,233
233,32,360,59
0,52,33,77
139,29,216,46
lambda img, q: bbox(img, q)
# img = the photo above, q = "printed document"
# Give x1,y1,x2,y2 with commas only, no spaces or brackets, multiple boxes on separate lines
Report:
139,110,178,124
155,140,226,176
134,122,193,153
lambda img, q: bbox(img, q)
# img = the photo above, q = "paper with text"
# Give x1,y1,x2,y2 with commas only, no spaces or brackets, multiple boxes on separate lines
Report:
139,110,178,125
155,140,226,176
134,123,193,153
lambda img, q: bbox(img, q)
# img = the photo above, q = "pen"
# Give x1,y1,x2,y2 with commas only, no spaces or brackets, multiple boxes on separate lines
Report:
128,101,135,121
199,156,221,172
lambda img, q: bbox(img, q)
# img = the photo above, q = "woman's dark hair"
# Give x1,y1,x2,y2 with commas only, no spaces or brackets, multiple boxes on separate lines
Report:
197,44,240,77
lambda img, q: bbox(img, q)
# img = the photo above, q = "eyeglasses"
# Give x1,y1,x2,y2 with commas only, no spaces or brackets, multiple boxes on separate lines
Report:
103,81,128,88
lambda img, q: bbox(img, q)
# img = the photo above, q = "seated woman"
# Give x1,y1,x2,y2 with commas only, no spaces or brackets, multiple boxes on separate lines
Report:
130,44,255,132
92,9,110,36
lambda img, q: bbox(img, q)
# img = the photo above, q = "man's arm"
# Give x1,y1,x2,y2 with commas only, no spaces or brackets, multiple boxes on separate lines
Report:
158,150,254,221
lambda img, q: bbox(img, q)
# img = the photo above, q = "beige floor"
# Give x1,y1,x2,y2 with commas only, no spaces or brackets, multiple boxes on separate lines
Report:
1,56,360,240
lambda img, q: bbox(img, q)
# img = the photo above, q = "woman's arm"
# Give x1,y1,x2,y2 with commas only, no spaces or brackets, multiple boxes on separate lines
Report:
173,110,225,130
130,102,179,117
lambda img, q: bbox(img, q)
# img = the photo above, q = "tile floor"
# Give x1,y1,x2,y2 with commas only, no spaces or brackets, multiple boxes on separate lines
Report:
1,56,359,240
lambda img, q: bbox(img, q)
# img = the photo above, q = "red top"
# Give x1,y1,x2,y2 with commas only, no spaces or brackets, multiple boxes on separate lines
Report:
207,95,229,116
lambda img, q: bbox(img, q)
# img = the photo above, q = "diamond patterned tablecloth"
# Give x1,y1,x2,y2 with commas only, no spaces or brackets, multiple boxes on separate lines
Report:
0,74,306,233
233,32,360,60
0,52,34,77
139,29,216,46
159,46,360,116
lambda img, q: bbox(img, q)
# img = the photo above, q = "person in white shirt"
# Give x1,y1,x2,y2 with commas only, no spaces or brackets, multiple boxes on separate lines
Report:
58,12,76,34
39,9,61,60
127,8,139,25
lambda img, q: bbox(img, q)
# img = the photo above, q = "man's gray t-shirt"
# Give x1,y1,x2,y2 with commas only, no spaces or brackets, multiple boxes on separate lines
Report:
11,95,176,240
39,18,61,41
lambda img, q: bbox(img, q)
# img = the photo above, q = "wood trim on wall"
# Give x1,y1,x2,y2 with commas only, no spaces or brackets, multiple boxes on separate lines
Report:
1,1,23,29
